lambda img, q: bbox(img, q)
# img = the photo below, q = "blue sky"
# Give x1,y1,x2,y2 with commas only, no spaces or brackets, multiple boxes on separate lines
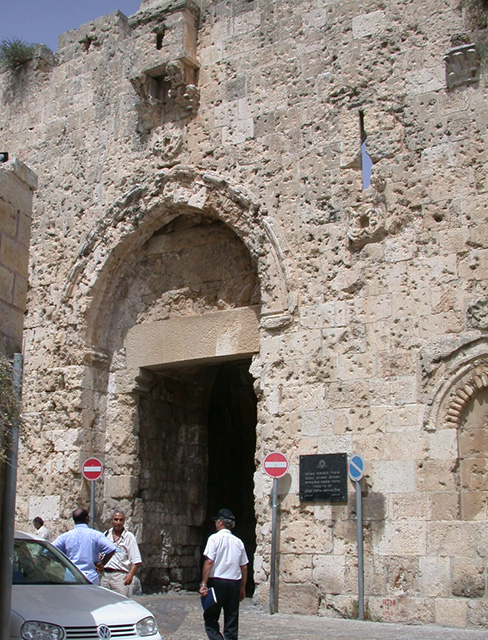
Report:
0,1,142,51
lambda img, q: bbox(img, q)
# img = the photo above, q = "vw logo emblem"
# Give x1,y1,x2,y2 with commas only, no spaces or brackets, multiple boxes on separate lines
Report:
97,625,111,640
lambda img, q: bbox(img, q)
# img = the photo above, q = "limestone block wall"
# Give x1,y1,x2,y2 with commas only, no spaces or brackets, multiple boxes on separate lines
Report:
0,0,487,628
138,368,209,589
0,159,36,356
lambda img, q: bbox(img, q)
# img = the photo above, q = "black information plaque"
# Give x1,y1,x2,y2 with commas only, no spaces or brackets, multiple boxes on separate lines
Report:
299,453,348,503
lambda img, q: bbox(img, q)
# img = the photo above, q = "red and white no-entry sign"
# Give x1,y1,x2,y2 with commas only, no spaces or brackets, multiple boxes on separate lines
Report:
82,457,104,481
263,452,289,478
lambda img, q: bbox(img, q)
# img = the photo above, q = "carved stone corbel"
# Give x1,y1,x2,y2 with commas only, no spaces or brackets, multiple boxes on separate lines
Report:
467,297,488,330
165,60,200,113
347,206,385,247
130,58,200,118
151,125,184,165
444,44,480,89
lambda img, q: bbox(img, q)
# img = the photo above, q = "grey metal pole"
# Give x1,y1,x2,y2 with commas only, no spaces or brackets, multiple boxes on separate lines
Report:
356,479,364,620
90,481,95,527
269,477,278,614
0,353,23,640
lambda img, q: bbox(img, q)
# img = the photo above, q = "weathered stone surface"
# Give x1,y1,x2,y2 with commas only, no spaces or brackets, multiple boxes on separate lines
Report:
0,160,35,355
1,0,488,629
278,582,319,615
435,597,468,628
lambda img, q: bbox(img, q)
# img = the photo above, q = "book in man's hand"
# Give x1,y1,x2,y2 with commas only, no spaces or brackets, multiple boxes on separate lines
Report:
201,586,217,610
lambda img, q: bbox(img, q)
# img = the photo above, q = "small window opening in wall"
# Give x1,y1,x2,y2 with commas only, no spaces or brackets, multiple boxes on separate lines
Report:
359,110,373,190
156,30,165,50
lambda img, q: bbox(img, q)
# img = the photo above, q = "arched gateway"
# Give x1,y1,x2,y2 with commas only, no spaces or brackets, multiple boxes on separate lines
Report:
58,166,293,591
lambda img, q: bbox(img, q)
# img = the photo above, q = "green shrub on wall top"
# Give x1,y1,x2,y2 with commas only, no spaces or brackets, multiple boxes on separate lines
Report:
0,38,35,72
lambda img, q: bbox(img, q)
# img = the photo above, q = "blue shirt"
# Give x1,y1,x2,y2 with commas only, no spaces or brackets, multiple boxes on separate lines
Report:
52,524,116,584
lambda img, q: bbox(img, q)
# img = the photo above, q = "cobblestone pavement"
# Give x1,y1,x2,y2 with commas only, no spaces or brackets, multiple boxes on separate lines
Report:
135,592,488,640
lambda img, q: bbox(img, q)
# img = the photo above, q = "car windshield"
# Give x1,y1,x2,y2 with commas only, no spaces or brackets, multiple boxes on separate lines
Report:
13,538,89,585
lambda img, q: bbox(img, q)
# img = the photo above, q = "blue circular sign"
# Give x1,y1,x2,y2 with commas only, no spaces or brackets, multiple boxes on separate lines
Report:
348,454,365,481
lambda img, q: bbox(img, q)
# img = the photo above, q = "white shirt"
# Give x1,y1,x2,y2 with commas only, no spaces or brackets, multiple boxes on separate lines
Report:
104,528,142,573
52,524,116,584
203,528,248,580
36,525,51,541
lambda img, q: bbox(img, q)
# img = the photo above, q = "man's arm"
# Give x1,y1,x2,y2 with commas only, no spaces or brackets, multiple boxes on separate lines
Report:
95,533,116,574
124,561,142,585
122,533,143,585
50,536,65,554
96,549,116,573
99,533,117,561
199,557,213,596
239,564,248,601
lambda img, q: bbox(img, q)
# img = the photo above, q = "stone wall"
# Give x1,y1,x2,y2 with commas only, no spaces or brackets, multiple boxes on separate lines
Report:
0,157,35,537
0,159,36,356
0,0,487,628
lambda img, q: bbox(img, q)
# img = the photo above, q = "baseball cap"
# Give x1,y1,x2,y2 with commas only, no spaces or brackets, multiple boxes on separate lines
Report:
212,508,235,521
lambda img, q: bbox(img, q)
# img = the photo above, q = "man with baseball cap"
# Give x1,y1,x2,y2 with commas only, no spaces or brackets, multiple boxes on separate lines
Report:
199,508,248,640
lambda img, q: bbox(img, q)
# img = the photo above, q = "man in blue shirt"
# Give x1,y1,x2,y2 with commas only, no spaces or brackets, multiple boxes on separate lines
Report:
52,508,116,584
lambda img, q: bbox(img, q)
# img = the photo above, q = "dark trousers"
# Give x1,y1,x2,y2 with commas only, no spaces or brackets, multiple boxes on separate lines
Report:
204,577,241,640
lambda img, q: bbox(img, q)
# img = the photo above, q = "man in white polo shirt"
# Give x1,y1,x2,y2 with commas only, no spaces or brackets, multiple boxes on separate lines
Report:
100,509,142,597
199,508,248,640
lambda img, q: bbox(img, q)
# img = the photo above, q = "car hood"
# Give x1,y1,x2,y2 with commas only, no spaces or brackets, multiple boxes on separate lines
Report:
12,584,151,625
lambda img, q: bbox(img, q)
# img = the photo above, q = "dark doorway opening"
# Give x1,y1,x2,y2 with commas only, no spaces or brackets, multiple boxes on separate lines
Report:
137,358,257,595
205,360,257,596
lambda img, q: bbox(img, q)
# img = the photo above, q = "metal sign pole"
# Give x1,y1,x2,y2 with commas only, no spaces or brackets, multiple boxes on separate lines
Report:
356,480,364,620
263,452,288,616
348,454,365,621
269,476,278,614
90,481,95,528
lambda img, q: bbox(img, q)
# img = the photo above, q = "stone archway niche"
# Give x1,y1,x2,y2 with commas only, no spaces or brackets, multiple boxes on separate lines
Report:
62,166,295,335
69,167,292,592
423,344,488,522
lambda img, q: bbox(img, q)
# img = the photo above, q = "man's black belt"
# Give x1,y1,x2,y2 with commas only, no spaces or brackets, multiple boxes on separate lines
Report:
104,567,127,573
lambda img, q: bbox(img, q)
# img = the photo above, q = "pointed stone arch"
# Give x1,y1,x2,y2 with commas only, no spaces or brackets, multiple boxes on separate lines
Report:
59,165,295,350
55,167,291,587
423,338,488,432
422,338,488,522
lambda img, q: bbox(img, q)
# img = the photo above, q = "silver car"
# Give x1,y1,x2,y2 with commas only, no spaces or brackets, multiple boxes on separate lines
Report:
10,531,162,640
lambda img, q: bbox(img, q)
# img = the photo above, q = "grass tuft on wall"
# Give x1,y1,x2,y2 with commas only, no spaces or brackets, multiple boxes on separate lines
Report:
0,38,35,72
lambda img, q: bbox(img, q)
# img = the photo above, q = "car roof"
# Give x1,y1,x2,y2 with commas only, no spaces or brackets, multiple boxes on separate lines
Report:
14,531,40,540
